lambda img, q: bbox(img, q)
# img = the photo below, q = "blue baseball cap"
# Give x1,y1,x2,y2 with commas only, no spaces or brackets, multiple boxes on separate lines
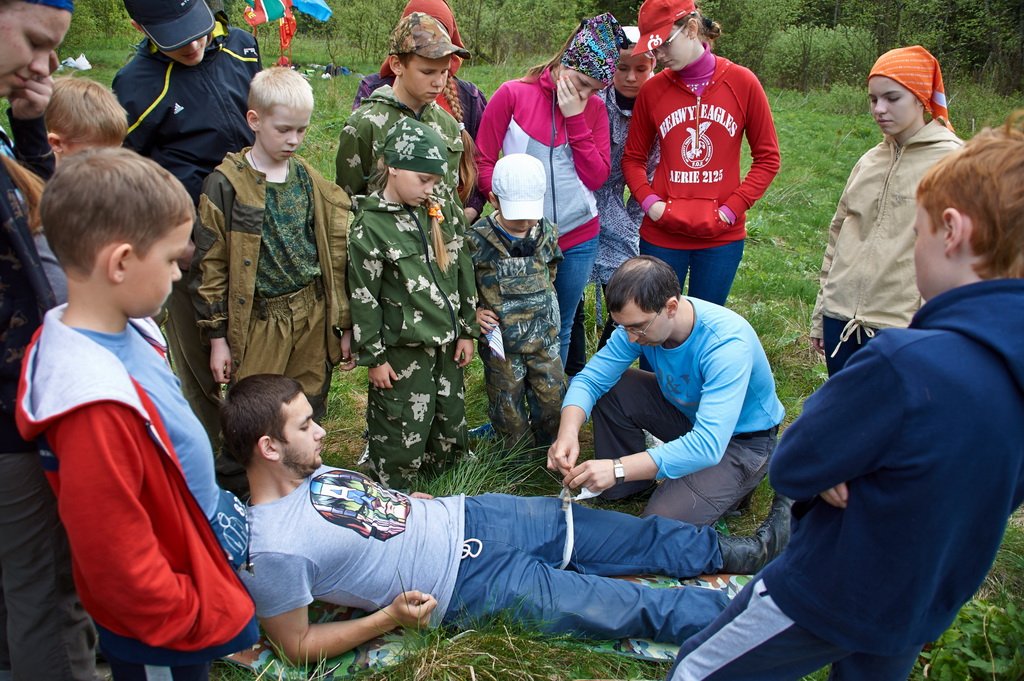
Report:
123,0,215,51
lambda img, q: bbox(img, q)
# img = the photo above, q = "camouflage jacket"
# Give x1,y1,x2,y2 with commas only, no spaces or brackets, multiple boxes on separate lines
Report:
336,86,467,234
192,151,352,367
467,216,562,355
348,193,478,368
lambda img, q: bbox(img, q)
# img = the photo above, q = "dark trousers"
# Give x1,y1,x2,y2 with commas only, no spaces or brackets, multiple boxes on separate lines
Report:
106,657,209,681
0,453,98,681
667,577,921,681
822,315,875,377
592,369,776,525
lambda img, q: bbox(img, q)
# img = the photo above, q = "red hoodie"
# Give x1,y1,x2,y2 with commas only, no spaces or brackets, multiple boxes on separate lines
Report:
623,56,780,250
16,310,255,661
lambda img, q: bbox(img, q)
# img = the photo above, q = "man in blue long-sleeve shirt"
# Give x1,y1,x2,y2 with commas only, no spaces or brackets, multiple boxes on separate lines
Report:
548,255,786,527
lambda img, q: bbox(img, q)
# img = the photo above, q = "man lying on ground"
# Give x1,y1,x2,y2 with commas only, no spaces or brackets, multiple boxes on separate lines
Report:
221,374,792,665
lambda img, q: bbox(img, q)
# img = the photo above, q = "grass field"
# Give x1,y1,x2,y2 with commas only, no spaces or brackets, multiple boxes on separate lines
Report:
71,34,1024,681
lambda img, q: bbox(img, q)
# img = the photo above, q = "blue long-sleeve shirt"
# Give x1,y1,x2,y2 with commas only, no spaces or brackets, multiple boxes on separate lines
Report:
564,297,784,479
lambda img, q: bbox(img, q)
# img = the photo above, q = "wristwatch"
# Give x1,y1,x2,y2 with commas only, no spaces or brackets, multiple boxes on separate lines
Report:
612,458,625,485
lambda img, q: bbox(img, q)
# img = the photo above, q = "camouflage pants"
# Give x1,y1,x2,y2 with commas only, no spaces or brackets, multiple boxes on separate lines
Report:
480,339,565,450
365,344,468,490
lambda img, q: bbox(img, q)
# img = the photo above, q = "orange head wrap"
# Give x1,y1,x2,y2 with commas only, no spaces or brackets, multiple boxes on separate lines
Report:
868,45,952,129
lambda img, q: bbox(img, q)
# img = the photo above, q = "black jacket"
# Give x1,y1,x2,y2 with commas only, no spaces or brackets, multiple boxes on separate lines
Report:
113,25,261,204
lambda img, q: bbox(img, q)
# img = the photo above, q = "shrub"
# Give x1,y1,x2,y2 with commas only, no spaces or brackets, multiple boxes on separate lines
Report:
918,600,1024,680
762,24,876,91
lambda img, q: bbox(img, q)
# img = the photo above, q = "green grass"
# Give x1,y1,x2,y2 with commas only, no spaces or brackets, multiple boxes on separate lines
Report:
72,35,1023,681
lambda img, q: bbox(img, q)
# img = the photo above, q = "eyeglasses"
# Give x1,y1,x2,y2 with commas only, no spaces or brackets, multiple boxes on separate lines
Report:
650,22,688,54
617,309,661,339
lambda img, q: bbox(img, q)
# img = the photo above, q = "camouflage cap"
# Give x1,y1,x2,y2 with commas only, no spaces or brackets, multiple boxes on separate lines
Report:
388,11,472,60
383,118,448,176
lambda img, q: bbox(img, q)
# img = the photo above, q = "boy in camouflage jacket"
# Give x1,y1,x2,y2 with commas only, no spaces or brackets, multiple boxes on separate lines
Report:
348,119,477,490
468,154,565,449
335,12,469,240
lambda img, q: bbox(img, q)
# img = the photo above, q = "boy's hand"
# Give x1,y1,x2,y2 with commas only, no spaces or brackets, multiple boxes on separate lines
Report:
369,362,398,389
383,590,436,629
648,201,667,221
209,338,232,384
409,492,434,500
338,329,356,371
809,337,825,355
476,309,499,333
820,482,849,509
453,338,474,368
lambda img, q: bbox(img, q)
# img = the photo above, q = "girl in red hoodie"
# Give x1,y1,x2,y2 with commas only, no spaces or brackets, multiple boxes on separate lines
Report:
622,0,780,306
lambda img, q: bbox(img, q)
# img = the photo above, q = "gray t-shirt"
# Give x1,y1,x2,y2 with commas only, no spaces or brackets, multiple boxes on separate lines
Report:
242,466,465,623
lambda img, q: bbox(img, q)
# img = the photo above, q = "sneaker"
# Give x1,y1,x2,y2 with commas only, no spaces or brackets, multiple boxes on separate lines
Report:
468,422,495,439
717,494,793,574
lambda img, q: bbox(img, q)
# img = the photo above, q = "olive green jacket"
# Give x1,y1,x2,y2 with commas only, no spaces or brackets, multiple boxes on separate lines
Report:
192,150,352,367
348,192,478,368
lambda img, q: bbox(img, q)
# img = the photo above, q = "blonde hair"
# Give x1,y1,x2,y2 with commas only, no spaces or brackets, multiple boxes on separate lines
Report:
41,148,194,275
374,158,452,272
917,110,1024,280
44,77,127,147
247,66,314,115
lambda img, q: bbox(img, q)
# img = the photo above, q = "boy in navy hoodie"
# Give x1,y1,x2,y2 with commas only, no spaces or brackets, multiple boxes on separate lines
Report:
668,113,1024,680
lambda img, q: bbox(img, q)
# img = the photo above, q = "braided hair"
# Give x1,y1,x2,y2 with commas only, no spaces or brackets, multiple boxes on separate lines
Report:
442,75,478,204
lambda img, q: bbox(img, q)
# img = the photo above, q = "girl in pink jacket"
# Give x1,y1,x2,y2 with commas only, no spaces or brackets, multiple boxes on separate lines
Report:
476,13,626,367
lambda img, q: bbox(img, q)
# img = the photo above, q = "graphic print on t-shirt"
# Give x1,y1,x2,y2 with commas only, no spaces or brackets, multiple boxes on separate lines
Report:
309,469,410,540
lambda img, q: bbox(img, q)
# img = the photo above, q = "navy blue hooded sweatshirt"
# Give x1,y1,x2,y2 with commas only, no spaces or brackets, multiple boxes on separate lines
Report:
763,279,1024,654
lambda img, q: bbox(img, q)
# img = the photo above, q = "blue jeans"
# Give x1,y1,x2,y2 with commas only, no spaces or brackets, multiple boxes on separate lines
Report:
639,239,745,306
668,578,921,681
554,237,599,366
444,494,728,643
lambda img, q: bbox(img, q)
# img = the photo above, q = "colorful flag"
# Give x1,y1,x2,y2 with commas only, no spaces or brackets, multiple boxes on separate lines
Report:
292,0,332,21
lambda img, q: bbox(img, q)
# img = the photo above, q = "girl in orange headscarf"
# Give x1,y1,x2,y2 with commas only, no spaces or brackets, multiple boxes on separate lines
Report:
352,0,488,220
810,45,962,375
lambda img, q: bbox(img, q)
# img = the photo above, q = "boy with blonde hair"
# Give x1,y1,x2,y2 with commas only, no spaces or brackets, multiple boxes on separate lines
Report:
193,67,352,433
44,77,127,162
669,112,1024,681
17,148,256,681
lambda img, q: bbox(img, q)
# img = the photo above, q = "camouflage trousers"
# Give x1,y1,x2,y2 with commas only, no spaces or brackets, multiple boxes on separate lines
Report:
479,339,565,450
364,344,468,490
